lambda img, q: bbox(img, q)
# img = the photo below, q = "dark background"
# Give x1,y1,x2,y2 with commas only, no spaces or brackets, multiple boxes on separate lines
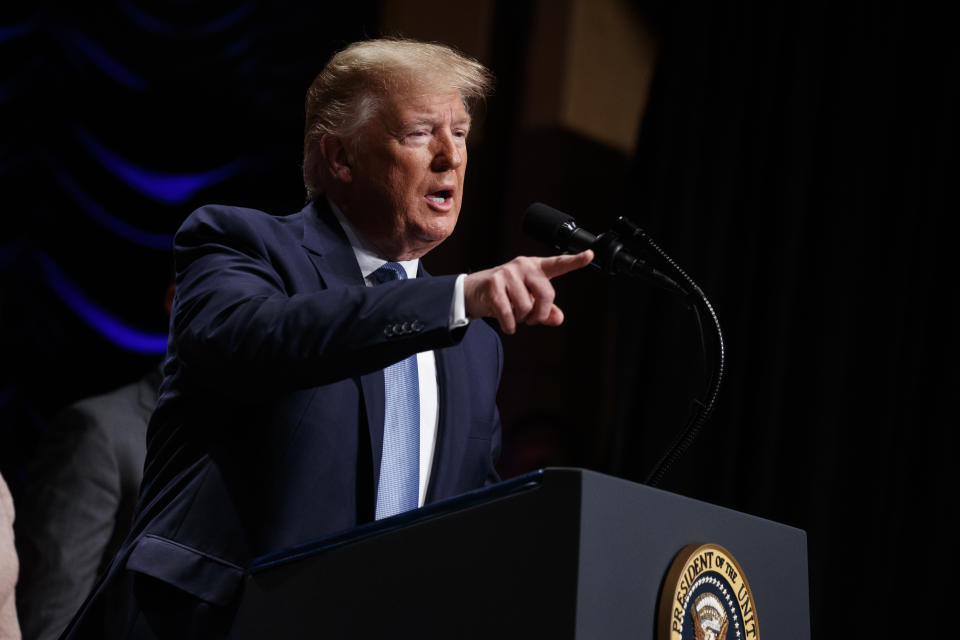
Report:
1,1,955,636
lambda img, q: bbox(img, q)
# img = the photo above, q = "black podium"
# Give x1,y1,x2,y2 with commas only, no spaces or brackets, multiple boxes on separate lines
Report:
231,468,809,639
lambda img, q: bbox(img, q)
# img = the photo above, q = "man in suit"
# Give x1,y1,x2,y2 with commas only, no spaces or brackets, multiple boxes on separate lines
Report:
63,38,592,638
15,368,160,640
16,287,172,640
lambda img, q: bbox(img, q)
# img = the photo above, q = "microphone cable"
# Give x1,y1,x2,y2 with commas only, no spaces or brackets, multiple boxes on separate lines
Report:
613,216,726,488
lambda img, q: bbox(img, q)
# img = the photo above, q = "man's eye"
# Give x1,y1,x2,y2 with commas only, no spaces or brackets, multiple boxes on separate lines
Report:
401,131,430,144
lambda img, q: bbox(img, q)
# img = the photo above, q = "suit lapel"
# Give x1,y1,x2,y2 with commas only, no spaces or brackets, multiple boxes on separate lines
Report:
360,372,386,495
426,340,470,503
418,260,469,503
300,199,365,289
300,199,386,496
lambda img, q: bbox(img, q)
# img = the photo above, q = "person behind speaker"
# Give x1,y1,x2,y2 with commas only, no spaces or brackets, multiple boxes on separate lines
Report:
1,472,21,639
14,285,172,640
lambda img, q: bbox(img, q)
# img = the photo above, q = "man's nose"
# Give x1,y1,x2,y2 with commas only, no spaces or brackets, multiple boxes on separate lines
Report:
431,132,463,171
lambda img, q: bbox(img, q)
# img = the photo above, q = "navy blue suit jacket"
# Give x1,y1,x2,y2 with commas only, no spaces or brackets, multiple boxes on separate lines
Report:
64,199,502,638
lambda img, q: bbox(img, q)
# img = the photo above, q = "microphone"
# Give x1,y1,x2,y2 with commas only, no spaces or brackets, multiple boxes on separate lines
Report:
522,202,683,292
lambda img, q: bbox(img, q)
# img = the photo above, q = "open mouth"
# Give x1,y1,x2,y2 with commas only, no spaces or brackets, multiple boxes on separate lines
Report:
425,189,452,204
424,189,454,210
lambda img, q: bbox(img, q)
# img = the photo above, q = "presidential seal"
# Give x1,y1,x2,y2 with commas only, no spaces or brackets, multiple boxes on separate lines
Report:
657,543,759,640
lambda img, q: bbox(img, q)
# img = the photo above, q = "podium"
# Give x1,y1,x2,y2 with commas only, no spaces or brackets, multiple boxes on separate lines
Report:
231,468,809,639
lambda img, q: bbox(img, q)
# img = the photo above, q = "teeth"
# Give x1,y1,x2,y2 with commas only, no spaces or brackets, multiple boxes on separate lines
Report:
427,195,446,203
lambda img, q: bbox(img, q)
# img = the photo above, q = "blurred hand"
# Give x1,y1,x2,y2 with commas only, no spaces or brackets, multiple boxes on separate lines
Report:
463,250,593,334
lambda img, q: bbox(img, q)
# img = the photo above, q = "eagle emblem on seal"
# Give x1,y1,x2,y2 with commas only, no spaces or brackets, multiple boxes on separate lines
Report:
690,592,730,640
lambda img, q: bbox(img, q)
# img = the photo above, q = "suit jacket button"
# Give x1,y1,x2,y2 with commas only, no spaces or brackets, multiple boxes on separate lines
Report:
400,321,410,334
384,326,394,337
412,320,424,332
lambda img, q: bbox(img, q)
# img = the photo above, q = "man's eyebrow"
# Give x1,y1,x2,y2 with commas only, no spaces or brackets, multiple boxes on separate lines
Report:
401,114,472,128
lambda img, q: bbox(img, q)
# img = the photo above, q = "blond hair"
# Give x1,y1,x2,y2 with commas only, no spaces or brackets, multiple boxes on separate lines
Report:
302,38,493,199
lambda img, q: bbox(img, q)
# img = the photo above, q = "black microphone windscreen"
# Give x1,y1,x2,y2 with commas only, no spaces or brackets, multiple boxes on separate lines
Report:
522,202,574,247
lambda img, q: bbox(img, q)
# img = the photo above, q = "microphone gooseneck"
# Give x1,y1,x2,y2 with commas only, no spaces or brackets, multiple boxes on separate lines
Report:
614,216,726,487
521,202,725,487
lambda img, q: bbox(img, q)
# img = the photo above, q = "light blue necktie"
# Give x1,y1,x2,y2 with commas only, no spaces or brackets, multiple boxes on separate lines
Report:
373,262,420,519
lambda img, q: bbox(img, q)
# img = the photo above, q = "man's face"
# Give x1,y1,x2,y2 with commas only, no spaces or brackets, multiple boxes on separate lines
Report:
342,89,470,260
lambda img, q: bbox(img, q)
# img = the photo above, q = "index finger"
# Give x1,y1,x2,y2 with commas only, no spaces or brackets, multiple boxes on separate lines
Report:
538,250,594,279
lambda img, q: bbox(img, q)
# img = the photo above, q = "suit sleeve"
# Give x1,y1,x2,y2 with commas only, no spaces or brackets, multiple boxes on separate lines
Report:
172,206,465,394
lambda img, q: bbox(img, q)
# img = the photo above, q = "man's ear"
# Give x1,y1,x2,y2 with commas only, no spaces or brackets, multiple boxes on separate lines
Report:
319,133,353,184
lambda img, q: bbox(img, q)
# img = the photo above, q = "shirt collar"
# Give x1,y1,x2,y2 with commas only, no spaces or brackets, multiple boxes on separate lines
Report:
327,197,419,280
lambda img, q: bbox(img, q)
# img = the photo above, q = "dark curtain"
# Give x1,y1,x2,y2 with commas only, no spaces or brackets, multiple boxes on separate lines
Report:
612,1,956,633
